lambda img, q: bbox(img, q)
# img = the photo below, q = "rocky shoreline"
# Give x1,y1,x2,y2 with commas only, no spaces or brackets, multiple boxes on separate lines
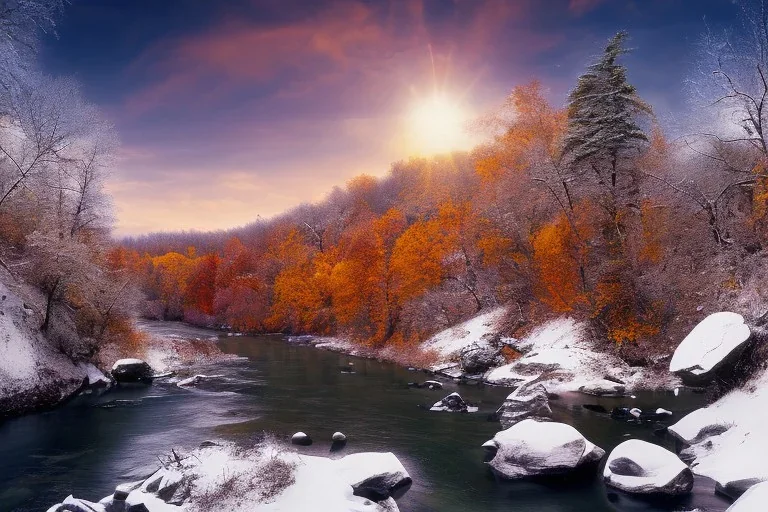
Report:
45,440,413,512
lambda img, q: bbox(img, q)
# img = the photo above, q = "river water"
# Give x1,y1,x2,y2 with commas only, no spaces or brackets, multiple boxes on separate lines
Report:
0,322,731,512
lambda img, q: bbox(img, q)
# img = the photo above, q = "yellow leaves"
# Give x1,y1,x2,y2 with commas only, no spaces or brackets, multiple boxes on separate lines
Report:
530,213,585,312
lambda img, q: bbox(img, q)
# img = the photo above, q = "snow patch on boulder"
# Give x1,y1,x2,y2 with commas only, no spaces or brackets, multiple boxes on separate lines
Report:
484,419,604,479
669,312,752,383
603,439,693,495
726,481,768,512
669,366,768,499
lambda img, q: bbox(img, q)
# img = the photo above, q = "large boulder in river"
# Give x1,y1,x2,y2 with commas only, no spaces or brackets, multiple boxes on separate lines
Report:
604,439,693,496
337,452,412,501
484,419,604,479
669,312,752,385
430,392,477,413
497,384,551,428
111,359,154,384
460,344,502,374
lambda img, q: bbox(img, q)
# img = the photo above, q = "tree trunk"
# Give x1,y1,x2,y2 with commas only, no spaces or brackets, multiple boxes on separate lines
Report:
42,277,61,332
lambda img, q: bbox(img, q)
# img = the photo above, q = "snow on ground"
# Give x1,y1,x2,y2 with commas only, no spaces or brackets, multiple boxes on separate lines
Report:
47,441,412,512
312,337,360,355
668,312,751,377
669,366,768,492
0,274,87,415
485,318,622,392
484,317,677,393
420,307,507,360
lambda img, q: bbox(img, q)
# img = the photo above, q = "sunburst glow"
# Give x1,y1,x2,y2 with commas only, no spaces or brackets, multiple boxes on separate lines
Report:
406,94,472,154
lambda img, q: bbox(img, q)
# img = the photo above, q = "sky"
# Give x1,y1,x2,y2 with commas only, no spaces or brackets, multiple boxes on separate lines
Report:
40,0,743,236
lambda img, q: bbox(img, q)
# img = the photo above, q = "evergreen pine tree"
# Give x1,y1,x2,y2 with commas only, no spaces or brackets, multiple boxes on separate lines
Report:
563,31,652,189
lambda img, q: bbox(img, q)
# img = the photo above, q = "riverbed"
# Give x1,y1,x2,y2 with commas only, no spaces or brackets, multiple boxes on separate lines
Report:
0,322,732,511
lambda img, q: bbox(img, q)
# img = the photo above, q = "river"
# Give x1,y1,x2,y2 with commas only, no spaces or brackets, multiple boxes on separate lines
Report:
0,322,732,512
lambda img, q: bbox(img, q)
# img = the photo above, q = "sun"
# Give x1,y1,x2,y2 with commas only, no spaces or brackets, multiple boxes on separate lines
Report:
406,93,472,155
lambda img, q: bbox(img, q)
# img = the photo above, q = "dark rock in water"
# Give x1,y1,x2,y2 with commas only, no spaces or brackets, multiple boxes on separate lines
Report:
111,359,154,385
330,439,348,453
291,432,312,446
715,478,765,500
407,380,443,390
459,344,502,374
339,367,355,374
430,392,477,413
611,407,633,420
652,423,668,437
199,440,220,449
582,404,609,414
498,384,551,429
352,474,413,502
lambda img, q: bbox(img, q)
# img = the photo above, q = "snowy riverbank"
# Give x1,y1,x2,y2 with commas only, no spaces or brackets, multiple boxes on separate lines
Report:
0,271,93,417
45,440,412,512
300,306,678,395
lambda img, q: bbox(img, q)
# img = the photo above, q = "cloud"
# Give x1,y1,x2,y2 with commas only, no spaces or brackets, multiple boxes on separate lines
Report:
111,0,569,235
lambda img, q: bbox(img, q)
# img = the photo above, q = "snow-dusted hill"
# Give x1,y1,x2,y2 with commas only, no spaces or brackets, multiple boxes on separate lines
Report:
0,270,88,417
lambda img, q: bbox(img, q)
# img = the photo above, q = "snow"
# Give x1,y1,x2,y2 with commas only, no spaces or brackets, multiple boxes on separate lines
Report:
484,317,646,392
420,307,507,359
76,363,111,386
111,358,146,370
485,419,604,479
603,439,692,495
727,481,768,512
47,442,412,512
668,366,768,494
669,312,752,377
0,274,86,414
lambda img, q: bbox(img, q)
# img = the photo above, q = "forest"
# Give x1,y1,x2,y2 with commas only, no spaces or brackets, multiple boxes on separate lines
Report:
112,17,768,364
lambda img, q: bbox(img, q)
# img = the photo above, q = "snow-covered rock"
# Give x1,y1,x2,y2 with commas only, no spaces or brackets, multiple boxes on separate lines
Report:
497,383,551,428
420,307,507,360
336,452,412,500
430,392,478,413
0,276,88,417
332,432,347,442
668,407,732,445
76,362,111,388
291,432,312,446
666,366,768,500
111,358,154,384
459,343,502,374
484,419,604,479
46,442,412,512
579,379,626,397
603,440,693,495
726,481,768,511
669,312,753,384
